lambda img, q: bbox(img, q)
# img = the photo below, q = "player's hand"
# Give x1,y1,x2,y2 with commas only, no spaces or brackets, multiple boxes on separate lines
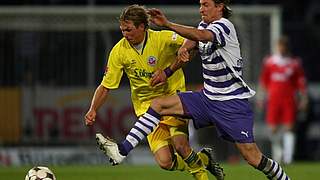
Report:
147,8,170,27
298,95,308,112
150,69,167,87
85,109,96,126
255,99,265,110
178,47,190,62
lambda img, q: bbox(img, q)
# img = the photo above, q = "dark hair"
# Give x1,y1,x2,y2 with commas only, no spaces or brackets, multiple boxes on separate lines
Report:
214,0,233,18
119,5,149,29
278,35,291,54
278,36,290,47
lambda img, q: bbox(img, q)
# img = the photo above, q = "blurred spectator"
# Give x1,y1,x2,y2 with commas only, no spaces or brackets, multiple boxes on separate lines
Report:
14,32,40,86
258,36,308,164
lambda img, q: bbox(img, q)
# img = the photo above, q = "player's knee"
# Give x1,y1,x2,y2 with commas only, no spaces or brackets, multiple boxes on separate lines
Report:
156,157,173,170
150,98,165,113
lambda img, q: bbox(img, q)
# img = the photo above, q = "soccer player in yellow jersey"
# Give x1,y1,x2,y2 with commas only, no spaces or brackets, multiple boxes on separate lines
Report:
85,5,224,180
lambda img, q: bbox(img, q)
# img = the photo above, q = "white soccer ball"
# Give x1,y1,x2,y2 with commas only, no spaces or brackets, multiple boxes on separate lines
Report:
25,166,56,180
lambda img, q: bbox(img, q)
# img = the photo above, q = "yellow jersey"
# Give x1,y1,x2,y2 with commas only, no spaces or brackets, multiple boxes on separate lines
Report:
101,29,186,123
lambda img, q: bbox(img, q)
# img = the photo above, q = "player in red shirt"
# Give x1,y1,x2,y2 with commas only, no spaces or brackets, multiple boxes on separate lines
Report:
259,36,308,164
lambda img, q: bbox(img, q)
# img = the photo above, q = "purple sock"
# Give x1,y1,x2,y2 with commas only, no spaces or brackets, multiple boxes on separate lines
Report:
118,107,161,156
118,140,132,156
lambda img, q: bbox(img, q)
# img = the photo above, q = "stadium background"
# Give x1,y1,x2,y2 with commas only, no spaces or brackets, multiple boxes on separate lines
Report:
0,0,320,179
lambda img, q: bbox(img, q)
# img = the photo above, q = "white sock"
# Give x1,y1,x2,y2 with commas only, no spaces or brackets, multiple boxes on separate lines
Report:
283,131,295,164
271,131,282,163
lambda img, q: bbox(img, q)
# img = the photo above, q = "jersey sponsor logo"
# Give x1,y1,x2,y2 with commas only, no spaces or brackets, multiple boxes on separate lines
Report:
237,59,243,67
134,68,153,78
130,59,137,65
271,68,293,81
147,56,157,66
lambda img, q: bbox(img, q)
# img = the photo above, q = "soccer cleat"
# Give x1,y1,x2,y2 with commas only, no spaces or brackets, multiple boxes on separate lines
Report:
96,133,126,165
201,148,225,180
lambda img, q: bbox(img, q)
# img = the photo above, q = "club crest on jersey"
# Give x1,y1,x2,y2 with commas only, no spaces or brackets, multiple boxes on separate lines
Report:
147,56,157,66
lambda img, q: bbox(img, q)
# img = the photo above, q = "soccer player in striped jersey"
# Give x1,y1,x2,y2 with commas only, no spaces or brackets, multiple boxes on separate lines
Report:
97,1,291,180
84,5,224,180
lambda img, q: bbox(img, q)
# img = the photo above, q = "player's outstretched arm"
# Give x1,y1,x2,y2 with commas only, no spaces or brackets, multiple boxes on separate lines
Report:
178,39,197,61
85,85,109,126
148,8,213,42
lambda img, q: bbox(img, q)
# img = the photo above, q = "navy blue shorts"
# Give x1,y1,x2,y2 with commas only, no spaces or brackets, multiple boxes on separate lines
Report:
178,91,254,143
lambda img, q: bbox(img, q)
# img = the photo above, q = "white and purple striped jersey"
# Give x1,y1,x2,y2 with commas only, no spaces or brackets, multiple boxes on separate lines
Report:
197,18,255,101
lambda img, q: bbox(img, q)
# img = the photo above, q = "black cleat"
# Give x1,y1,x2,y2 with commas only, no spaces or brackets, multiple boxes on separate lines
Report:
201,148,225,180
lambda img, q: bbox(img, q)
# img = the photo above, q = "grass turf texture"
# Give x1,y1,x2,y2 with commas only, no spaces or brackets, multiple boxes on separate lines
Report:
2,162,319,180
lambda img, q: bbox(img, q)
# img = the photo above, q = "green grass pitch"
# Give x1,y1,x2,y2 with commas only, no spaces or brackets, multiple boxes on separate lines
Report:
1,162,319,180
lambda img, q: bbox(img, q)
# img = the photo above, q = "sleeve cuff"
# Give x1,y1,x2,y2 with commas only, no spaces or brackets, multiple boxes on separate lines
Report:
164,67,174,77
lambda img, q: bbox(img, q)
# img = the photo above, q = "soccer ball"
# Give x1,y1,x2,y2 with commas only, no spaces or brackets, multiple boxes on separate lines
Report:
25,166,56,180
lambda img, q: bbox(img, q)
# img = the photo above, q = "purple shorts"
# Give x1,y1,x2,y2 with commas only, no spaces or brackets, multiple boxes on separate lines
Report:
178,91,254,143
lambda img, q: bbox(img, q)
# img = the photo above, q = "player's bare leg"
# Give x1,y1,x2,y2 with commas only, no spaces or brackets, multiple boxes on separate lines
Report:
150,124,209,180
172,134,209,180
236,142,290,180
156,96,223,180
154,145,187,171
99,94,223,179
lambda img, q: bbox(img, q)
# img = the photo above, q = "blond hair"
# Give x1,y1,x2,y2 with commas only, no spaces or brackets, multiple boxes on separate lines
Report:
119,5,149,29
